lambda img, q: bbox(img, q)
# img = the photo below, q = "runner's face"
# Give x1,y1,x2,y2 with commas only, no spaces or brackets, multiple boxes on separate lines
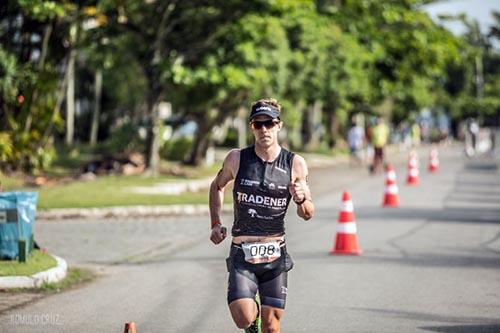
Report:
250,115,281,148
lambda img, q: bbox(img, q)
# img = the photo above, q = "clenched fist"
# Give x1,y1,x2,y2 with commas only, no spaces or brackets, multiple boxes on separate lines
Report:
289,178,309,204
210,224,227,244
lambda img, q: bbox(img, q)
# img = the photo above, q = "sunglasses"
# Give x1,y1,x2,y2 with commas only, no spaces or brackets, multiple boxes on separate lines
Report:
250,120,280,130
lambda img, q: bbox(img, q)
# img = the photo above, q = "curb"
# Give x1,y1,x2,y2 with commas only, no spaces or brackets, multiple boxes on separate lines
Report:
0,255,68,289
38,204,234,221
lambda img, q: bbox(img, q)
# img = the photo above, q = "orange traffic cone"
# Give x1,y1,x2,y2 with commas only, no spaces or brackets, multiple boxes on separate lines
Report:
330,191,362,255
406,151,420,185
124,322,137,333
428,148,439,172
383,164,400,207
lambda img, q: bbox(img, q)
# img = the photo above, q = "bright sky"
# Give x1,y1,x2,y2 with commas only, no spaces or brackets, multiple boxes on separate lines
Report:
423,0,500,35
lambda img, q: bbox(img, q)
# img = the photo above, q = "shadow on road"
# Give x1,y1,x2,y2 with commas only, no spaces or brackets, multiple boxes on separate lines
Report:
286,251,500,270
352,307,500,332
420,324,500,333
355,206,500,224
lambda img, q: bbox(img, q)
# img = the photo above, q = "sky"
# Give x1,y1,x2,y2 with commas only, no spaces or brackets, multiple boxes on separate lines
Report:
423,0,500,35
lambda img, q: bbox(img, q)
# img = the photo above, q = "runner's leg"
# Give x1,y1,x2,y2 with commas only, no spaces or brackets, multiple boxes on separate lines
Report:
258,270,287,333
228,262,259,329
229,298,259,329
261,306,284,333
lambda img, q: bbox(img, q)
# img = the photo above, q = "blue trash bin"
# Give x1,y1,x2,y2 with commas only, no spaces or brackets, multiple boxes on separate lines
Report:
0,192,38,260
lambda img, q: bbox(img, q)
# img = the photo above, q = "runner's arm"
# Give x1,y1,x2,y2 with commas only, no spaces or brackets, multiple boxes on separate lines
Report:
209,149,239,244
290,155,315,221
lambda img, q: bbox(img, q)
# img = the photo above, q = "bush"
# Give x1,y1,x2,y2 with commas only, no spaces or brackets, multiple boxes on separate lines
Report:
0,132,13,163
221,128,238,147
161,136,193,161
99,122,144,154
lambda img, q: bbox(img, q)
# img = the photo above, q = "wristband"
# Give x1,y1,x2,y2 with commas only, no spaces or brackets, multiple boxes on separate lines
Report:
294,197,307,205
211,220,221,229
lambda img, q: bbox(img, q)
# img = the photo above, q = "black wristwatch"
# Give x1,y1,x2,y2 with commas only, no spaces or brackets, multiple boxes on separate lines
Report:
294,197,307,205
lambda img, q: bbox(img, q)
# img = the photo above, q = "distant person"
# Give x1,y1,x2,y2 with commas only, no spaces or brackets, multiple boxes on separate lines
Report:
365,120,375,167
347,121,365,167
411,123,421,147
469,119,479,152
370,117,389,174
209,98,315,333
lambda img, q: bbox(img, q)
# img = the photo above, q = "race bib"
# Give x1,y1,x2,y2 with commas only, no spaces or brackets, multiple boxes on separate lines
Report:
242,241,281,264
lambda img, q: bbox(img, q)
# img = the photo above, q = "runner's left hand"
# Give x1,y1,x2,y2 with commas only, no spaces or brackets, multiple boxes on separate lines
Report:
289,178,308,203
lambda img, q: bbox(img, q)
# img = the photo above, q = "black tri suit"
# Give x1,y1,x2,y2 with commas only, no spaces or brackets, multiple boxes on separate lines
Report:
226,146,295,309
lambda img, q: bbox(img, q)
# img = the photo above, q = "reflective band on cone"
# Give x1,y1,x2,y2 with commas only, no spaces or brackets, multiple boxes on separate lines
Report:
429,149,439,172
341,201,353,212
407,152,420,185
383,165,400,207
385,184,399,194
336,222,357,234
386,170,396,181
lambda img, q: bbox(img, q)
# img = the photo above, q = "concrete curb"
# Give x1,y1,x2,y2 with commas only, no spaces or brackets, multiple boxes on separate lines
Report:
38,204,234,221
0,255,67,289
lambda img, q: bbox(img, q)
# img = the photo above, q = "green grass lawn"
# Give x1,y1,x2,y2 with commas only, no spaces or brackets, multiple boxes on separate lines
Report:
0,250,57,276
36,175,218,208
1,162,230,209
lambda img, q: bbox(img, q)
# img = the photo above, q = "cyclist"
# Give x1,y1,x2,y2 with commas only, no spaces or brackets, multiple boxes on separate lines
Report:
209,98,315,333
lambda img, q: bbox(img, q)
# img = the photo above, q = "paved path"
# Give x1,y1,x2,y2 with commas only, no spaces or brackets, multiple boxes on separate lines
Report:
1,145,500,332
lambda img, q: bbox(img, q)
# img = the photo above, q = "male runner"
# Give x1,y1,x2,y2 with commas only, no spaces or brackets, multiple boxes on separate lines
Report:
209,99,315,333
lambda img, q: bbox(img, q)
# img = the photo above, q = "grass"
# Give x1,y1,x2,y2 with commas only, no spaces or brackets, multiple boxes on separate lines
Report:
0,161,226,209
40,267,96,291
36,175,215,209
0,250,57,276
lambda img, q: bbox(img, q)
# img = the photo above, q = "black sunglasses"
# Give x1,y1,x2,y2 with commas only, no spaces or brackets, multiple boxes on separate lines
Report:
250,119,280,130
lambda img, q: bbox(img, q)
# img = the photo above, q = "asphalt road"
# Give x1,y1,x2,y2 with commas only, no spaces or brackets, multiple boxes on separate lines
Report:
1,145,500,333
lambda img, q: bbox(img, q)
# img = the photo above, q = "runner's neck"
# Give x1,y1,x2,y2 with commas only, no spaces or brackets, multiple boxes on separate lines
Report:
254,144,281,163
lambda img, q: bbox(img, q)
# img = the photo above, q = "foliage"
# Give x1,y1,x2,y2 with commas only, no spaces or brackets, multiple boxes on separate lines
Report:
99,122,145,155
161,136,193,161
1,0,499,173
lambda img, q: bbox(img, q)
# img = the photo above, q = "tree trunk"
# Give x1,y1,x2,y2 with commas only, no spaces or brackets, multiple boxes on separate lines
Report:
303,101,322,151
65,48,76,146
237,106,247,148
185,108,231,166
24,23,53,134
475,52,484,99
329,110,341,148
40,57,69,149
185,117,210,166
145,98,162,176
325,109,335,148
89,70,102,146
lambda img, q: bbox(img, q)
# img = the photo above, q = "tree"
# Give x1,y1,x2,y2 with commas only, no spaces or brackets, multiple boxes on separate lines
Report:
96,0,271,174
331,0,461,123
0,0,71,172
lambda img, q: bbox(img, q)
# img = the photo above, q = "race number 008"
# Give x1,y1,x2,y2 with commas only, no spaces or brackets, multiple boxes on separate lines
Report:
249,244,276,257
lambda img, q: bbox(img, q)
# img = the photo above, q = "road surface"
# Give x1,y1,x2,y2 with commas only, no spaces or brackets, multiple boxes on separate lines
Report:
1,144,499,332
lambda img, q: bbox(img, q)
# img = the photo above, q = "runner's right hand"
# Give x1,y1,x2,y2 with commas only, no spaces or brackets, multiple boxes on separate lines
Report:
210,225,227,245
